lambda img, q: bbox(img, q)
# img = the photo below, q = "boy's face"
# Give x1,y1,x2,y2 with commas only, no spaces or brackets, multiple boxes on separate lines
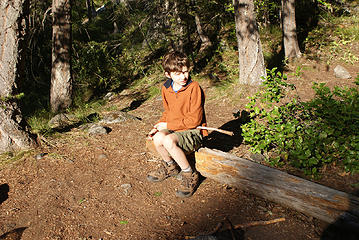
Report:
165,66,189,87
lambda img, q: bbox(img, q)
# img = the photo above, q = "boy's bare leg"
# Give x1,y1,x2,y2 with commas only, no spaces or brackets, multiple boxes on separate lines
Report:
161,134,190,170
151,131,199,197
152,132,174,163
153,132,190,170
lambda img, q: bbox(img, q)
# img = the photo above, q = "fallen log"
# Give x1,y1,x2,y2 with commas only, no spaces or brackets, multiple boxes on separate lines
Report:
195,147,359,224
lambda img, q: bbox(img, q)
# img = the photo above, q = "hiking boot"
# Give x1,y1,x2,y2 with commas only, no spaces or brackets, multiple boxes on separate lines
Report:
175,171,199,198
147,162,180,182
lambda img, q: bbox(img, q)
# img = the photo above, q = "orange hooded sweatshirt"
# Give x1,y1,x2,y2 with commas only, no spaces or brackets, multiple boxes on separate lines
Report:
158,78,208,136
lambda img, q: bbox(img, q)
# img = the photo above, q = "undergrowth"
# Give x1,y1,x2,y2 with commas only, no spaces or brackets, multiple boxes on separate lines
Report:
0,150,34,169
240,69,359,176
304,10,359,64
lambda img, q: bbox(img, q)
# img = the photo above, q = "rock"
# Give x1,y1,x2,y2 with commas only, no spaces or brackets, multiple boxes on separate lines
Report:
120,183,132,195
104,92,116,101
119,89,132,96
34,153,47,160
98,154,108,160
78,123,95,130
100,111,140,124
88,124,108,135
48,113,78,129
334,65,351,79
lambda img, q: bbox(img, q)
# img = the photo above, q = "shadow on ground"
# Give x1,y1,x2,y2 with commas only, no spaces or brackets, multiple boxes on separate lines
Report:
321,190,359,240
203,111,250,152
0,227,27,240
0,184,9,205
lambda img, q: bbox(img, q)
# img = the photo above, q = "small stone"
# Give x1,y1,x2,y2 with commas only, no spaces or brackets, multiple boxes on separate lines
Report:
120,183,132,195
34,153,47,160
88,125,108,135
100,111,139,124
98,154,108,160
104,92,116,101
334,65,351,79
48,113,78,129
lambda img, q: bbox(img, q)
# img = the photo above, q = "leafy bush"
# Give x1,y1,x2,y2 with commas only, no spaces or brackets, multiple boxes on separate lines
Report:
241,69,359,175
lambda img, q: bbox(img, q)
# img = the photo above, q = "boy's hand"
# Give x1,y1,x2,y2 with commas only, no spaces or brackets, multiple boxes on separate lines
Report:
154,122,167,131
147,128,158,140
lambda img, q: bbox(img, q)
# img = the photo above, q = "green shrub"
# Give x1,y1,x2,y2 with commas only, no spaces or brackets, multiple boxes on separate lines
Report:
241,69,359,175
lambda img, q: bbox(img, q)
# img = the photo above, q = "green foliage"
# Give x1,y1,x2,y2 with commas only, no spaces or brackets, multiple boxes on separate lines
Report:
317,0,335,13
73,41,114,92
0,93,25,102
27,99,104,136
72,41,137,104
0,150,33,169
254,0,281,25
304,13,359,64
26,109,53,135
241,69,359,175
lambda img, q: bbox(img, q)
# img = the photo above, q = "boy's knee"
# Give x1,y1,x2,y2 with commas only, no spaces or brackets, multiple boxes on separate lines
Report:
153,132,167,146
162,134,178,150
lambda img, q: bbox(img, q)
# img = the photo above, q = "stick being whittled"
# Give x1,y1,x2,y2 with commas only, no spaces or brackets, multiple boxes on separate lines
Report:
196,126,234,136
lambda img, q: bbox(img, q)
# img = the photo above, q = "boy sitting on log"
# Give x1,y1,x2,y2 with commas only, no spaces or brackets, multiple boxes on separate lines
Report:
147,51,208,198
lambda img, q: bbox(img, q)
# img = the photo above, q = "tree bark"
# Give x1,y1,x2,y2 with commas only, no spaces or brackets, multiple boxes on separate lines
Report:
0,0,35,152
282,0,301,60
233,0,266,86
194,13,212,50
50,0,72,113
86,0,95,21
173,0,185,52
195,148,359,224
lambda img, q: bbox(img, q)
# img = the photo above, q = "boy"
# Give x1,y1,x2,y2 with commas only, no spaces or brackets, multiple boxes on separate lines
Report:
147,51,208,198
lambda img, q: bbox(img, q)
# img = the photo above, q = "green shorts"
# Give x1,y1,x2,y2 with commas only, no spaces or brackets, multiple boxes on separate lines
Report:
161,129,203,153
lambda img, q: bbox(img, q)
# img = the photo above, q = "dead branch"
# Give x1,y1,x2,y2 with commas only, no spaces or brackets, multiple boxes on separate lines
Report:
185,217,285,239
42,7,52,29
233,217,286,229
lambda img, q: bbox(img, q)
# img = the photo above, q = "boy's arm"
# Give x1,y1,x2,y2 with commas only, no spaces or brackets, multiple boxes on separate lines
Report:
167,84,204,131
158,86,168,123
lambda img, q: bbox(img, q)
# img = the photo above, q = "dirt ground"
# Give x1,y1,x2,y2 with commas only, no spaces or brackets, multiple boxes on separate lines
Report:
1,55,359,239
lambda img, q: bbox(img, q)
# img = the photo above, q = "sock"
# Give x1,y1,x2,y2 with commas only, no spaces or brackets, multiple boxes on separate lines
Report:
182,166,192,173
165,160,175,166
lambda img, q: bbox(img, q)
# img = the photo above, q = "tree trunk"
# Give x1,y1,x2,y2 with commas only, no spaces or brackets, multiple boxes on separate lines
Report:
194,13,212,50
233,0,266,86
0,0,35,152
173,0,185,52
195,148,359,224
282,0,301,60
86,0,95,21
50,0,72,113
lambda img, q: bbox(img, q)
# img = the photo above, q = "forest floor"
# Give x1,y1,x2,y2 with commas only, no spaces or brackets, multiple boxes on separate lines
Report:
1,47,359,239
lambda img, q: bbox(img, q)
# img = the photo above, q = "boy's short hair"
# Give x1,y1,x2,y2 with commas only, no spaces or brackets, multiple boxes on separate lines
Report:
162,51,190,73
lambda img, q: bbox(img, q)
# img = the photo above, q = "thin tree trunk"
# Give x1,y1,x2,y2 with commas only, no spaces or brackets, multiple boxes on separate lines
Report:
233,0,266,86
174,0,185,52
0,0,35,152
282,0,301,60
50,0,72,113
194,13,212,50
86,0,94,21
